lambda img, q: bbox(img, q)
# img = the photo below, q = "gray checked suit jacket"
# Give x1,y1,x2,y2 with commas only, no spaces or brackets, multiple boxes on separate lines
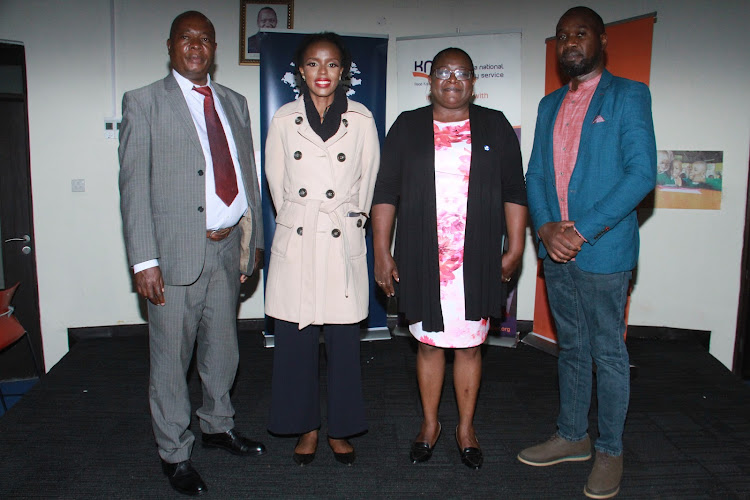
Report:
119,74,264,285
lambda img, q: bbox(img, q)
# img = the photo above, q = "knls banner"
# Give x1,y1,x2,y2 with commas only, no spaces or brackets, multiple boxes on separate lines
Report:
396,32,522,138
395,32,522,341
259,32,389,334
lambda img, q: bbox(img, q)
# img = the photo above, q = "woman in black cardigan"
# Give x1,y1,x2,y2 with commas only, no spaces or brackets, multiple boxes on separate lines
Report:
371,48,527,469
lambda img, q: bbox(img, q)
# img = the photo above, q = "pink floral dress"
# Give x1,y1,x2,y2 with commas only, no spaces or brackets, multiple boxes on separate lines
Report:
409,119,490,348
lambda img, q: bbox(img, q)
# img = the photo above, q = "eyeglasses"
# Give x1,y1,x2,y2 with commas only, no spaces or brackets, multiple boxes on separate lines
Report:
433,68,473,81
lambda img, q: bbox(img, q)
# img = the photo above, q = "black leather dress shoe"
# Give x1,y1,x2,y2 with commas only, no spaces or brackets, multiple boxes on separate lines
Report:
161,459,207,496
202,428,266,456
410,422,442,463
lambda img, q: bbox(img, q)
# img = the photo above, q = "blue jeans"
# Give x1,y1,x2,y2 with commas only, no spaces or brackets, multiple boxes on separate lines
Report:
543,258,631,456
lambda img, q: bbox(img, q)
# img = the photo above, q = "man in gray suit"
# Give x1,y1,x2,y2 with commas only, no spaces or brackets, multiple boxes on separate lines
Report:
119,10,265,496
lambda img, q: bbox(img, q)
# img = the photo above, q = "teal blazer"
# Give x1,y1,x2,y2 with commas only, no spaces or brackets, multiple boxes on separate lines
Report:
526,70,656,274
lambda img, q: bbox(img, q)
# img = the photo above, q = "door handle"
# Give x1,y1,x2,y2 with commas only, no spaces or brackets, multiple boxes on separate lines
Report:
4,234,31,243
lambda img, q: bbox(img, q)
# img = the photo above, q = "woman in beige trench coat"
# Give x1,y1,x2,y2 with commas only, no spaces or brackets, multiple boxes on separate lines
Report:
264,32,380,466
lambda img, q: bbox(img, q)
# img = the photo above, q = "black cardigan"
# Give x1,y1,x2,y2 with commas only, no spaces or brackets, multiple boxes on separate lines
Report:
372,104,527,332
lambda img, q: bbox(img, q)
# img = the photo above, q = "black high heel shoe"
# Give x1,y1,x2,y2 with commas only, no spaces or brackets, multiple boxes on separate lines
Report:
329,438,356,466
292,434,317,466
410,422,442,463
455,426,483,470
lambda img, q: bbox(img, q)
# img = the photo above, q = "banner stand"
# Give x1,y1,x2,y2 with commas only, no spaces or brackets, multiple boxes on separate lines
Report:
520,331,559,356
486,332,520,348
392,312,521,348
263,327,391,348
393,325,519,348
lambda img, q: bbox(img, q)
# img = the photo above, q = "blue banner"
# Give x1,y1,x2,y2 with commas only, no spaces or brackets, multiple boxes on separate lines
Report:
259,32,389,333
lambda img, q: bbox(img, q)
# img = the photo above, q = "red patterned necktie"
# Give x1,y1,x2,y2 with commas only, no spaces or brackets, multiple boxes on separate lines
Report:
193,86,238,206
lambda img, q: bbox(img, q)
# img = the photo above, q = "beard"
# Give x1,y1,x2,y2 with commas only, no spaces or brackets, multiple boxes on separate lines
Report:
559,50,602,78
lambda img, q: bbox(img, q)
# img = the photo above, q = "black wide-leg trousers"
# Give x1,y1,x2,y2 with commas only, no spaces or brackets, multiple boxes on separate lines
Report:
268,319,367,438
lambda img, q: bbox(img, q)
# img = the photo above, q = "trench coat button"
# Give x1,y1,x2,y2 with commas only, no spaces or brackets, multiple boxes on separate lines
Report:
294,151,302,160
356,219,363,228
295,116,303,125
326,189,335,199
197,169,204,176
298,188,307,197
337,153,346,162
297,227,303,235
198,206,204,212
331,229,341,238
342,118,348,127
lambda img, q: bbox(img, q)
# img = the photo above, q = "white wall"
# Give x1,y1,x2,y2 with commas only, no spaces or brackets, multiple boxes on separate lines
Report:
1,0,748,370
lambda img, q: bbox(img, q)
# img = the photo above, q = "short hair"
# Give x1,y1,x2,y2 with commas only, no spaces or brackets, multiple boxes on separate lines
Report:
294,32,352,83
257,7,277,22
169,11,214,40
560,6,605,35
430,47,475,77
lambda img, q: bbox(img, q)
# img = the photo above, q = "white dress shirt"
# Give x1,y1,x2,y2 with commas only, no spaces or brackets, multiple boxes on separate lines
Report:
133,70,249,273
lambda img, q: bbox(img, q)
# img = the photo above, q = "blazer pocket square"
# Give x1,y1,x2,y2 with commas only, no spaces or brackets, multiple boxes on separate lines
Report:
593,115,606,123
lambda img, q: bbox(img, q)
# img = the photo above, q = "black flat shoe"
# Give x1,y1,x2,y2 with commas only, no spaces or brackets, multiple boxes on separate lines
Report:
161,459,207,496
455,427,483,470
329,438,356,466
410,422,442,463
459,446,483,469
202,428,266,456
292,436,316,466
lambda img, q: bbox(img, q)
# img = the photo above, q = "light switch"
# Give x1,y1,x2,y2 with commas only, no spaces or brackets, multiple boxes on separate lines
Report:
72,179,85,192
104,118,121,140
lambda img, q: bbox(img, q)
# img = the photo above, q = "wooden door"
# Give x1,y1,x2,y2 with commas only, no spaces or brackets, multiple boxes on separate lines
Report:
0,42,44,378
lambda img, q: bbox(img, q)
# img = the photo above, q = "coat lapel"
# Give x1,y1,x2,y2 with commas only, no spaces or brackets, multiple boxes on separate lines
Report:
163,74,203,156
293,97,351,149
288,98,327,149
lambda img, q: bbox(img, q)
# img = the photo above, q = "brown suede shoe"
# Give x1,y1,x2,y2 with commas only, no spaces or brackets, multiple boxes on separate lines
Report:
517,433,591,466
584,451,623,499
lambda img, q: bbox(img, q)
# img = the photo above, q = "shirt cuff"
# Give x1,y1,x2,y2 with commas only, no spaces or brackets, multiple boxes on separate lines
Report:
133,259,159,274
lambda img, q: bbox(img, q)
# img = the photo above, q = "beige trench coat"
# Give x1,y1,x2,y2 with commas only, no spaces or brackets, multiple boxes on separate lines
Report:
264,97,380,328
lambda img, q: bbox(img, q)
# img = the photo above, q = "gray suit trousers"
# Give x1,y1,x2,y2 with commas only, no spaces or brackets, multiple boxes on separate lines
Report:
148,230,241,463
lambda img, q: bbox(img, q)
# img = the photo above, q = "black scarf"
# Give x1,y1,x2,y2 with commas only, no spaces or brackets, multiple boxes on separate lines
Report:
303,86,348,142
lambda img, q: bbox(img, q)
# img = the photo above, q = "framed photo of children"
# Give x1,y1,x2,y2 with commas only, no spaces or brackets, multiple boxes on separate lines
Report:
653,150,724,210
239,0,294,65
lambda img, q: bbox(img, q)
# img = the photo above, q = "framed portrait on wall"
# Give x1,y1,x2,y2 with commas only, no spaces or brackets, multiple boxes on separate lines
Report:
239,0,294,65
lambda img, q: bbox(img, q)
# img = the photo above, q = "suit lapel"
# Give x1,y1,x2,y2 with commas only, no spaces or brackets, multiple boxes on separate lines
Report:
214,84,245,155
578,69,612,154
546,87,568,179
164,74,203,155
213,84,256,202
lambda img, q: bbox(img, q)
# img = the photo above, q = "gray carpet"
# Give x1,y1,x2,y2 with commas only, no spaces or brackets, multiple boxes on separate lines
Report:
0,331,748,499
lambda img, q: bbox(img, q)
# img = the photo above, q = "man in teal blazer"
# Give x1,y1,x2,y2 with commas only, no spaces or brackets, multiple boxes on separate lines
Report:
518,7,656,499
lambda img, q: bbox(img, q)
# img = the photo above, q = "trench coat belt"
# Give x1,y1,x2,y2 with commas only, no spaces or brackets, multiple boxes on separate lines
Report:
287,193,360,329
